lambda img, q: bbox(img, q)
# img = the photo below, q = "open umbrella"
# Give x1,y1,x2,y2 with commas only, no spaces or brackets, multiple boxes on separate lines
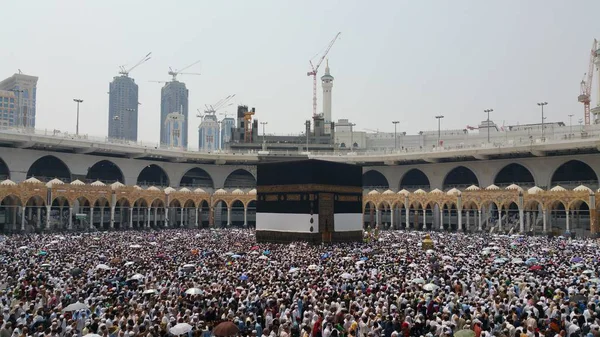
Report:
308,264,318,271
341,272,353,279
129,244,142,249
124,261,135,267
288,267,299,274
423,283,439,292
185,288,202,295
571,257,583,263
454,330,476,337
70,268,83,276
411,278,425,284
95,264,111,270
213,321,240,337
62,302,89,312
143,289,158,295
170,323,193,336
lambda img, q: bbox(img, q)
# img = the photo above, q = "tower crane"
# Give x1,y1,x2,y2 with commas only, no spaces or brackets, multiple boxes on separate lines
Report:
307,32,341,117
118,52,152,77
202,94,236,115
578,39,597,125
168,60,202,81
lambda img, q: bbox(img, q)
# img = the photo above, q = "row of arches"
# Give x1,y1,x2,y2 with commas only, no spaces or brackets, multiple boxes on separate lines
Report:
363,198,591,236
0,156,256,189
363,160,598,190
0,194,257,233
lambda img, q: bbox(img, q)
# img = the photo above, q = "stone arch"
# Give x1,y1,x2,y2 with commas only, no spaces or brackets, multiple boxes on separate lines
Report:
199,200,210,228
211,198,229,208
246,200,256,228
443,166,479,190
180,167,214,189
567,198,589,210
363,200,376,229
213,200,228,227
93,197,111,230
363,170,389,190
132,198,149,229
0,158,10,180
115,197,130,230
86,160,124,183
550,159,598,188
399,169,430,190
224,169,256,188
25,196,46,232
494,163,535,187
0,195,22,233
546,200,567,234
27,155,71,182
137,164,170,187
230,200,245,227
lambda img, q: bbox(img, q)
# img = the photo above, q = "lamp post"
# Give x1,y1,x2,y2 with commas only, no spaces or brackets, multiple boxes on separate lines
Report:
305,120,311,152
349,123,356,151
435,115,444,147
392,121,399,150
537,102,548,140
484,109,493,143
260,122,268,143
73,99,83,135
568,114,573,135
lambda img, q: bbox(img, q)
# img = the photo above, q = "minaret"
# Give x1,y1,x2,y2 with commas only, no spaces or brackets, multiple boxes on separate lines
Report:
321,59,334,134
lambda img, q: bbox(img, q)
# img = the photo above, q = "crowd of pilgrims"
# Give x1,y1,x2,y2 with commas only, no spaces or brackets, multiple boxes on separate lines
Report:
0,229,600,337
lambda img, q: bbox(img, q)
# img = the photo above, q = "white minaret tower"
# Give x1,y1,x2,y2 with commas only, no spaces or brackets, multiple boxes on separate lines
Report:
321,59,334,134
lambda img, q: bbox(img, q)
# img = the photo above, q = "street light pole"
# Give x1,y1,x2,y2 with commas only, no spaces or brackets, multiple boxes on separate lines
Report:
537,102,548,140
349,123,356,151
260,122,268,143
392,121,399,150
435,115,444,147
568,114,573,135
73,99,83,135
484,109,493,143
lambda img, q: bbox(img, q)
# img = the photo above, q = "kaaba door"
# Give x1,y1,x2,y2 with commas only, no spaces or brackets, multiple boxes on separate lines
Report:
319,193,334,242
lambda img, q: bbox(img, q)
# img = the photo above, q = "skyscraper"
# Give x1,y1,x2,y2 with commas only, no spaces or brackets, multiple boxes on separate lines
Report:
160,81,189,148
108,76,138,141
220,117,235,149
321,60,334,134
0,73,38,128
165,112,185,148
0,90,16,128
198,114,220,152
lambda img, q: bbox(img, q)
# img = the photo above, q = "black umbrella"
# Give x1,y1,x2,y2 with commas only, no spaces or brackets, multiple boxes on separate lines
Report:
70,268,83,276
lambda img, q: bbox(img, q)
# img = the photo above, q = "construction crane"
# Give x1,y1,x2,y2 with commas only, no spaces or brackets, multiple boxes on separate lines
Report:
578,39,597,125
118,52,152,77
168,60,201,81
307,32,341,117
201,94,236,115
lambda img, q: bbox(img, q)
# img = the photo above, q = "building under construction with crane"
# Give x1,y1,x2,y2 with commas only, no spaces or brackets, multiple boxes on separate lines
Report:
108,52,152,142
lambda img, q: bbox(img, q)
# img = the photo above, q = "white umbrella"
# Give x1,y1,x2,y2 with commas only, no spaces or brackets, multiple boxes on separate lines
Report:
225,252,234,256
411,278,425,284
443,265,455,271
288,267,299,274
62,302,89,312
85,335,103,337
341,272,353,279
582,270,594,275
149,242,158,246
41,263,51,268
143,289,158,295
426,249,434,255
442,255,452,261
342,256,352,261
308,264,318,271
589,278,600,284
95,264,110,270
129,273,144,280
124,261,135,267
423,283,439,292
257,255,268,260
170,323,193,336
183,264,195,269
512,258,524,264
185,288,202,295
355,260,365,265
249,251,259,255
129,244,142,249
17,246,28,250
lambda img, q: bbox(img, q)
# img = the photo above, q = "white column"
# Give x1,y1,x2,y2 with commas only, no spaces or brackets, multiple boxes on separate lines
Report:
519,208,524,233
147,207,151,228
195,207,199,227
497,209,502,231
21,206,26,232
12,206,17,231
390,208,395,230
423,209,426,229
566,208,570,233
90,207,94,229
129,208,133,229
227,206,232,226
458,209,462,231
154,208,158,227
478,209,482,231
439,208,443,230
405,205,409,229
375,209,380,226
36,209,41,230
542,209,547,233
110,206,115,229
164,207,169,227
100,208,105,230
45,205,51,231
68,207,73,230
466,211,470,231
243,206,247,227
180,207,185,227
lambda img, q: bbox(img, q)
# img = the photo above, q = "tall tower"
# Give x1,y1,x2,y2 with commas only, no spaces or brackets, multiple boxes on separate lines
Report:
160,81,189,148
108,76,138,141
321,60,334,134
165,112,185,148
0,73,39,128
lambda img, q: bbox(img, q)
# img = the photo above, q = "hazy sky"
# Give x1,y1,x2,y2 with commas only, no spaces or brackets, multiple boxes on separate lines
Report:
2,0,599,146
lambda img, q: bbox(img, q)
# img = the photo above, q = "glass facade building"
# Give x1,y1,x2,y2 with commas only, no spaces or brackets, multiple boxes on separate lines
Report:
108,76,138,141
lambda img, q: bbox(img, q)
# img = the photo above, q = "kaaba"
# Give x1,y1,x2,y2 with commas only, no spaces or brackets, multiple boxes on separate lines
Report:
255,159,363,243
